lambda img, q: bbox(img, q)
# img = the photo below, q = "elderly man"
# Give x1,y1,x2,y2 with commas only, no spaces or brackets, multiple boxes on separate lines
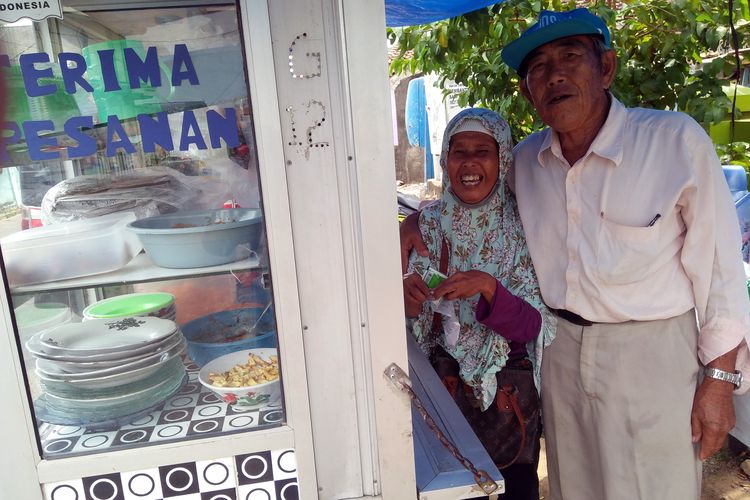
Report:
401,7,750,500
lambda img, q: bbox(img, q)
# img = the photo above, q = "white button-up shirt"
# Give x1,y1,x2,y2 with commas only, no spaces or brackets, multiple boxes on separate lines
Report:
511,96,750,391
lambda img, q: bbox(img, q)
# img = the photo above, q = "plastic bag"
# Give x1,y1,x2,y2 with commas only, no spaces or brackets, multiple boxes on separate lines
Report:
41,167,201,225
433,298,460,346
194,157,260,210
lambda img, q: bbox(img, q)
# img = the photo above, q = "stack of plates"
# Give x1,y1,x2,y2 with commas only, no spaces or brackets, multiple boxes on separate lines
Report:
82,292,176,322
14,301,74,359
27,317,186,427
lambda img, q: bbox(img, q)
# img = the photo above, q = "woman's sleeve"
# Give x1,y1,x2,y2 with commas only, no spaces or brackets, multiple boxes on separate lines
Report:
475,279,541,343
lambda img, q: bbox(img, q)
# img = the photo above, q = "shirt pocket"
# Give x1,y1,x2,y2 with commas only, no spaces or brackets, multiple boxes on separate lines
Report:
596,216,678,285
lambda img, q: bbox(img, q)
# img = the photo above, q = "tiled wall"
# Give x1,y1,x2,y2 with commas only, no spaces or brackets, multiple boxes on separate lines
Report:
42,449,299,500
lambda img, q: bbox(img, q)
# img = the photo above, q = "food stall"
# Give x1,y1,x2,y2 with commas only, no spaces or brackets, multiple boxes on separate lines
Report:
0,0,502,499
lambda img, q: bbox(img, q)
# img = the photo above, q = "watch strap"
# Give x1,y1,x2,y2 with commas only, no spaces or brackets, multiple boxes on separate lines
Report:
704,367,742,389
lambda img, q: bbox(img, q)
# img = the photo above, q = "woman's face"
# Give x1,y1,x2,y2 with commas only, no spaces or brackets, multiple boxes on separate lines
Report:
446,131,499,205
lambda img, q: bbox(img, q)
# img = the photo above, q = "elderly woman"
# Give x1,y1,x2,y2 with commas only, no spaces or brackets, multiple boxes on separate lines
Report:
403,108,555,500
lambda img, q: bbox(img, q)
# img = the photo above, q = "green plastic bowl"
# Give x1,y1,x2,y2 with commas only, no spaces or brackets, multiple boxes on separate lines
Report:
83,292,175,320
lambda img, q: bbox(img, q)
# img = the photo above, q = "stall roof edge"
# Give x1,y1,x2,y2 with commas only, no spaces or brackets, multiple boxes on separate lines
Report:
61,0,503,26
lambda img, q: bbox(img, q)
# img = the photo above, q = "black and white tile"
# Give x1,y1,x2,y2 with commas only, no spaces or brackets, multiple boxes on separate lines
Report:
42,450,298,500
236,449,298,500
46,482,85,500
72,431,119,453
82,472,125,500
120,468,163,500
159,461,200,497
196,458,234,492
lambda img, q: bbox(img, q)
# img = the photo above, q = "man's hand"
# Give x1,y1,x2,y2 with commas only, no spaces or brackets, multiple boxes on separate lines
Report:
400,212,428,273
403,272,430,317
432,271,497,303
691,377,736,460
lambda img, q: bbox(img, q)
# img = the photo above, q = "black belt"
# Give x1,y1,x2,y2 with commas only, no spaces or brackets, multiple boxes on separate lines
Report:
552,308,594,327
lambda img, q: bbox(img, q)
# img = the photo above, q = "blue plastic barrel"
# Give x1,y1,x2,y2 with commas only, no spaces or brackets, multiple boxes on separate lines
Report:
405,77,434,180
723,164,749,202
736,191,750,262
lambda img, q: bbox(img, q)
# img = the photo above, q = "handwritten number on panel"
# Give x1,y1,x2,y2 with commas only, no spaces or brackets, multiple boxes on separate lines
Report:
286,100,329,160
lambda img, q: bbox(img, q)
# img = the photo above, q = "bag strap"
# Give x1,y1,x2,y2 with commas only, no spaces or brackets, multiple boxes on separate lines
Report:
495,384,527,469
430,239,451,334
438,239,449,274
430,239,453,397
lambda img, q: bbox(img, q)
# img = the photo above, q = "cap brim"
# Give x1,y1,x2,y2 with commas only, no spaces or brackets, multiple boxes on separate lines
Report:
501,20,606,72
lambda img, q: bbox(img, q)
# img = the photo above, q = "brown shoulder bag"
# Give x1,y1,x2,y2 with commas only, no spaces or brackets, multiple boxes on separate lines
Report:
429,241,541,469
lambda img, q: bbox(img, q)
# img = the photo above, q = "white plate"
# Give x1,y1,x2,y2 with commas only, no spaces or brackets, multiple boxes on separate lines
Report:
27,329,182,363
82,309,177,323
37,343,186,389
35,343,167,373
34,372,188,429
35,317,177,355
36,336,185,379
42,359,186,411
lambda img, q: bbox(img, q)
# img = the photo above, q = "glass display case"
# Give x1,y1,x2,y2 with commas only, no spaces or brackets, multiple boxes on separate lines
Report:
0,1,418,499
1,2,285,460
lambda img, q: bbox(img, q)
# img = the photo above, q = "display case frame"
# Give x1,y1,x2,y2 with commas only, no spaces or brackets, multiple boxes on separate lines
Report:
2,0,420,498
1,0,320,497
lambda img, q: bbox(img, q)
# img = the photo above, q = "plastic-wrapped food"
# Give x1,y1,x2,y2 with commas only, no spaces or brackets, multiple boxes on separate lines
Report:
41,168,201,225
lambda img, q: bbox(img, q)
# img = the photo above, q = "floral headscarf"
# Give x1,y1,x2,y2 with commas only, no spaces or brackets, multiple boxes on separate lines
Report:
407,108,556,410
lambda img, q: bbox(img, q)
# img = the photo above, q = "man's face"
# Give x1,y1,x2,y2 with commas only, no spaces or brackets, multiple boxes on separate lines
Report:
519,35,616,135
446,131,499,205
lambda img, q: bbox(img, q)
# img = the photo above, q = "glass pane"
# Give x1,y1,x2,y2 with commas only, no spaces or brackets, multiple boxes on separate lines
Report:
0,3,285,459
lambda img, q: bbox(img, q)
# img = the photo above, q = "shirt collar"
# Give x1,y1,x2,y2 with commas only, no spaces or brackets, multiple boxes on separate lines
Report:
537,93,626,167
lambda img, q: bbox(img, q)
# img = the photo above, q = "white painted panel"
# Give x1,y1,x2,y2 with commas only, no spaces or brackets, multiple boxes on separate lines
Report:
238,1,319,497
339,1,417,499
0,277,42,499
265,0,363,497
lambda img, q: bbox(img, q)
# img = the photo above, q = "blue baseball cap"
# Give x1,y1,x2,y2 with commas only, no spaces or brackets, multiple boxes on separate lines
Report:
501,8,611,73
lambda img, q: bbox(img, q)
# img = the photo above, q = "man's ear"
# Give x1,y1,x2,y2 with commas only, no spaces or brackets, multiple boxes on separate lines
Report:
601,49,617,89
519,79,532,103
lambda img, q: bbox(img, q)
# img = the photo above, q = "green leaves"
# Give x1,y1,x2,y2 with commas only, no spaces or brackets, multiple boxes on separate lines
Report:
389,0,750,147
741,0,750,20
716,141,750,168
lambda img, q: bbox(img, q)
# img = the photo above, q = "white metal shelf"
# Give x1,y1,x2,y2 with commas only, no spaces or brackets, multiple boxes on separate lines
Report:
10,252,261,294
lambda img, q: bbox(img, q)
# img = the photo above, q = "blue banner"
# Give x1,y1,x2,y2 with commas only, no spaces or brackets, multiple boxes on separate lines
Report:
385,0,503,27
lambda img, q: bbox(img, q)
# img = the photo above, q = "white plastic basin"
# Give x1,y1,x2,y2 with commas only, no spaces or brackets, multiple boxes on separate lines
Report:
1,212,142,286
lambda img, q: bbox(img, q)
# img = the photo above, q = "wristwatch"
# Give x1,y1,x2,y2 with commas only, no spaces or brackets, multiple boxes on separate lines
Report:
704,367,743,389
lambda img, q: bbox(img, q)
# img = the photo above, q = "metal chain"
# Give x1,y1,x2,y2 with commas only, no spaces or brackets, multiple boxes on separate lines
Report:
385,363,498,495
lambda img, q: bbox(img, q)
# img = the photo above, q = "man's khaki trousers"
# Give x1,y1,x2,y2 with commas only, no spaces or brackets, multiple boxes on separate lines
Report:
541,310,702,500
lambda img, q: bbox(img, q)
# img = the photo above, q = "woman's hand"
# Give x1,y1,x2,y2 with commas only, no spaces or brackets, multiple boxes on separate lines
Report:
433,271,497,303
400,212,428,273
403,272,431,317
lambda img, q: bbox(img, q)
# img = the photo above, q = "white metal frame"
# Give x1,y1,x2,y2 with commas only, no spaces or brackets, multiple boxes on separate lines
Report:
263,0,367,493
1,276,41,498
261,0,416,497
1,1,318,497
3,0,419,498
337,1,417,497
